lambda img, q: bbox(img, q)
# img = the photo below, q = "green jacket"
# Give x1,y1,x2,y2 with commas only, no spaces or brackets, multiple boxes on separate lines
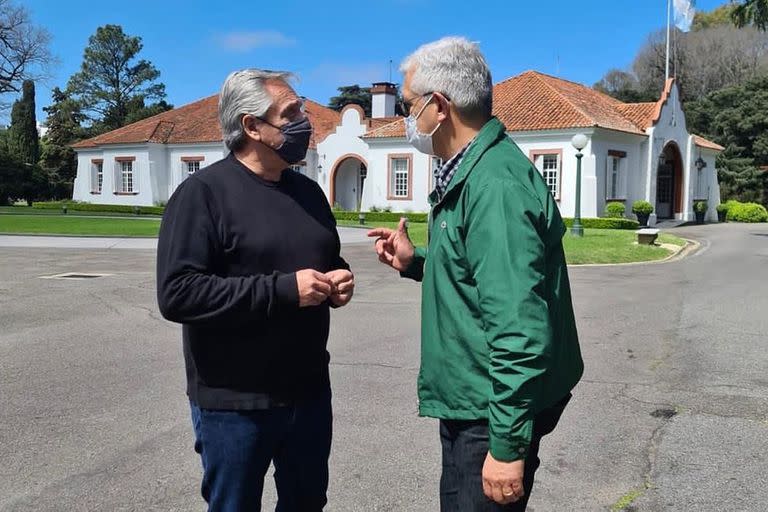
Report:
402,118,583,462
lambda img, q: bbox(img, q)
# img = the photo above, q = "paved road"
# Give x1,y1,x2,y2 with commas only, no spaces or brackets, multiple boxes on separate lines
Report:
0,227,371,249
0,223,766,511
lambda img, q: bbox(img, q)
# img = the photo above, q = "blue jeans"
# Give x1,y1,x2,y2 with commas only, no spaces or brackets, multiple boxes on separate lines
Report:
189,391,332,512
439,394,571,511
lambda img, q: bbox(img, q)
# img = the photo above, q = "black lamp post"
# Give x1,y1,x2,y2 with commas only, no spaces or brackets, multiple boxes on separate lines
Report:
570,133,588,237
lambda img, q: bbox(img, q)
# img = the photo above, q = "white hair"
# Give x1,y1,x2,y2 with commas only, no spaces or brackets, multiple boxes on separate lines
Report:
218,69,294,151
400,37,493,120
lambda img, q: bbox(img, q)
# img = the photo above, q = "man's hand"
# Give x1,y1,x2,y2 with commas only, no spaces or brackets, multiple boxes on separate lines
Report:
482,452,525,505
326,269,354,307
295,269,334,307
367,218,415,272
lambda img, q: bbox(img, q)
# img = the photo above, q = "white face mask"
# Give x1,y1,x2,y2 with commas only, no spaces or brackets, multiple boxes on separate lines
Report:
404,94,441,155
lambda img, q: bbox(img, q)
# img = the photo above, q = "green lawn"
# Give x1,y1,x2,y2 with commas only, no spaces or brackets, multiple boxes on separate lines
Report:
0,215,161,237
562,230,685,264
350,221,686,265
0,206,161,218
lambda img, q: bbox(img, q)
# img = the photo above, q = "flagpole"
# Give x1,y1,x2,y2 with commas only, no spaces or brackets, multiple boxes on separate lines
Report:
665,0,671,81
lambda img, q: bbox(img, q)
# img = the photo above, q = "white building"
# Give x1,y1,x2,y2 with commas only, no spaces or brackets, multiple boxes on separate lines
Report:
72,71,722,224
71,96,341,207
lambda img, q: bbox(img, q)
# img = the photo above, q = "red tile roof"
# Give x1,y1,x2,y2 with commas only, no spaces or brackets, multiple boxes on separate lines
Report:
693,134,725,151
492,71,647,135
615,102,657,130
357,72,724,153
72,96,341,150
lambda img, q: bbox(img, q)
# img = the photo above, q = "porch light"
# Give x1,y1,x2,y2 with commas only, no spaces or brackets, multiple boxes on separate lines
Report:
695,156,707,171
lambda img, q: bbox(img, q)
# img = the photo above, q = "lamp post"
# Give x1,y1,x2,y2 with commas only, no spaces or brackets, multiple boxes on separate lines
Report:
570,133,588,237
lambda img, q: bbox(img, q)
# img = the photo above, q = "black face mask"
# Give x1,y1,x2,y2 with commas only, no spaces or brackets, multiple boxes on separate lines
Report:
261,116,313,165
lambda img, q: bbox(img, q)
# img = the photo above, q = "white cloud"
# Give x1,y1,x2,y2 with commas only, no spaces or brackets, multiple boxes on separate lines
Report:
218,30,296,52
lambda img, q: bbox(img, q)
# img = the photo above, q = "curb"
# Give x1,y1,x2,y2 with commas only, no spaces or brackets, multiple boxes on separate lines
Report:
568,238,699,268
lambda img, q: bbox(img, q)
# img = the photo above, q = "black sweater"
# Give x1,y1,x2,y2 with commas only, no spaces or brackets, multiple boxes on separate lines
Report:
156,153,348,409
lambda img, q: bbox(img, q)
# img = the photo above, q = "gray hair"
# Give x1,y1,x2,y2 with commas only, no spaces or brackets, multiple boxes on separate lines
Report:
218,69,294,151
400,37,493,120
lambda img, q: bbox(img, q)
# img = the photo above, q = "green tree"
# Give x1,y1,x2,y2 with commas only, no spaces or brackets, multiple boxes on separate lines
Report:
67,24,167,132
328,84,406,117
0,129,23,205
7,80,39,165
122,98,173,125
732,0,768,30
686,74,768,205
40,86,87,198
328,85,372,116
692,3,737,30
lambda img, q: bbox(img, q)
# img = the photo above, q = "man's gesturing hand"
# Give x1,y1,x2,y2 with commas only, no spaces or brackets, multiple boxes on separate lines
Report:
367,218,415,272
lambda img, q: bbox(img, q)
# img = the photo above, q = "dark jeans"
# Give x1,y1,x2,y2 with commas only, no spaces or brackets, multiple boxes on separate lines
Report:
439,394,571,512
189,390,332,512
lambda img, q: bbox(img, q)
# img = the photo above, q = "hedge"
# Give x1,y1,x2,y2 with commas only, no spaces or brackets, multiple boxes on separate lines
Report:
336,212,638,229
334,211,428,223
563,217,639,230
32,201,165,216
726,201,768,223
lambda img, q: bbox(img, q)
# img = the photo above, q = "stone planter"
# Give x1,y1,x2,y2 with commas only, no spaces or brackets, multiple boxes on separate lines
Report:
635,213,650,227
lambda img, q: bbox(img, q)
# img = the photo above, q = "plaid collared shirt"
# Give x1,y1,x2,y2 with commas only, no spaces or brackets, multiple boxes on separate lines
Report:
433,138,475,201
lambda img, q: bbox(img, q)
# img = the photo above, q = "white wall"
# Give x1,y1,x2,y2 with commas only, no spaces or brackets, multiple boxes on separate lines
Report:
587,129,647,218
372,93,396,118
73,145,155,206
645,84,697,222
364,139,431,212
74,143,228,206
316,108,370,206
512,130,598,218
165,143,227,200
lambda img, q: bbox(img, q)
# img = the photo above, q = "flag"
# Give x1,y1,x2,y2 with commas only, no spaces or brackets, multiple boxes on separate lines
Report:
673,0,696,32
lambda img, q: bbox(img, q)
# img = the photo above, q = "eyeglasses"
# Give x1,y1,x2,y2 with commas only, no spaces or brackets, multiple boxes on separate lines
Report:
398,92,450,116
399,92,432,116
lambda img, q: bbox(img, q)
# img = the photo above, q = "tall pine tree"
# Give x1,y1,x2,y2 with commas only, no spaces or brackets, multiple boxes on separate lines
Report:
7,80,48,204
67,25,169,132
8,80,39,165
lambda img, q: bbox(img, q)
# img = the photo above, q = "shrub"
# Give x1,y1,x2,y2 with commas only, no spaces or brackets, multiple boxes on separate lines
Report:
563,217,639,230
334,210,428,223
728,202,768,223
716,203,729,214
693,200,708,214
605,202,626,218
32,201,164,216
632,200,654,216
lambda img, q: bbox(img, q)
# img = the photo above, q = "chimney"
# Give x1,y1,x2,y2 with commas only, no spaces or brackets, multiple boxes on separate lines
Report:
371,82,397,118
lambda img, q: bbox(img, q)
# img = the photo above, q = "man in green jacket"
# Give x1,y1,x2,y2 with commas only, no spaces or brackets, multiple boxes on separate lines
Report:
368,37,584,510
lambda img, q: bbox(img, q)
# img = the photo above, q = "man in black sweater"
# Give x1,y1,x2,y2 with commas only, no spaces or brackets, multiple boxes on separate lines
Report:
156,69,353,512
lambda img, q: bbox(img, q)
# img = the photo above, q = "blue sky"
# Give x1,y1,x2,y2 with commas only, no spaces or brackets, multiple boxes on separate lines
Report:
23,0,725,122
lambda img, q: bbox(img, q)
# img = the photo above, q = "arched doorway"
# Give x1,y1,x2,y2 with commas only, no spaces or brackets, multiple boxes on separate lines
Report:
330,154,367,211
656,142,684,219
